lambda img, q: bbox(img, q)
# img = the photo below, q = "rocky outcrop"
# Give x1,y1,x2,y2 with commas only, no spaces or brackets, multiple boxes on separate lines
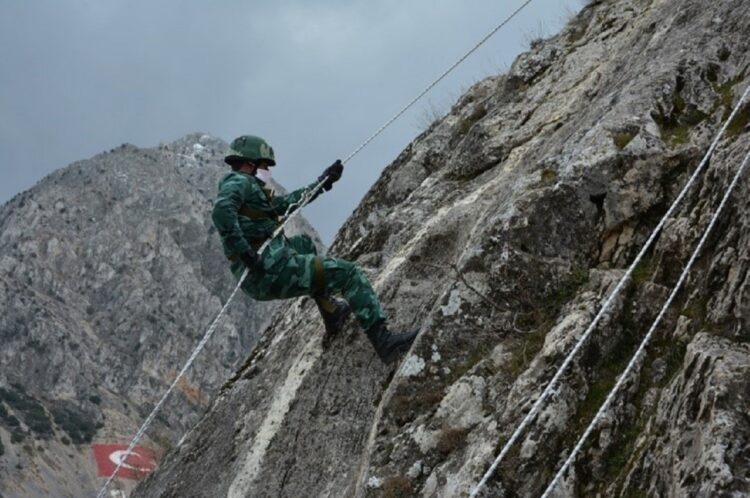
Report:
0,134,320,497
135,0,750,496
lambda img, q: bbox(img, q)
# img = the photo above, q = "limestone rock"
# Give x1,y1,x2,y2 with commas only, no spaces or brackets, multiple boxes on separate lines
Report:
135,1,750,497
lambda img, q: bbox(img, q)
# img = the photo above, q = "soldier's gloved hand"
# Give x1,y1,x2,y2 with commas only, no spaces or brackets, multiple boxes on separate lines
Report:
318,160,343,191
240,250,262,272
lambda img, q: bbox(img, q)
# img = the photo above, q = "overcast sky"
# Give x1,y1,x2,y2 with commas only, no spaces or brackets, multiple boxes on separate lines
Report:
0,0,581,243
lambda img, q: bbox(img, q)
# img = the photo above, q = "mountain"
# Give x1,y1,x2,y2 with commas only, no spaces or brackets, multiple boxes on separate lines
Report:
132,0,750,497
0,133,322,497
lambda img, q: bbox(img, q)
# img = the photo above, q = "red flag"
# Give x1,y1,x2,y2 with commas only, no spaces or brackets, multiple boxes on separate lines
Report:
91,444,157,480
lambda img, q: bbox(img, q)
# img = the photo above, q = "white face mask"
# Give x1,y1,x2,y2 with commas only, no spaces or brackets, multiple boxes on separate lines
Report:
255,169,272,184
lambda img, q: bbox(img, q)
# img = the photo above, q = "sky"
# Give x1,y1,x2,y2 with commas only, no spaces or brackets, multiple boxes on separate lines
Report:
0,0,582,244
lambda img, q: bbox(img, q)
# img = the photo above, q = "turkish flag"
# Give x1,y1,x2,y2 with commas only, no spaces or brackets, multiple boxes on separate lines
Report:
92,444,157,480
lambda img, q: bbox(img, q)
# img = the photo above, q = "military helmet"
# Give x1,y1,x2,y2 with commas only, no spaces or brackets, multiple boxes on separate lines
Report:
224,135,276,167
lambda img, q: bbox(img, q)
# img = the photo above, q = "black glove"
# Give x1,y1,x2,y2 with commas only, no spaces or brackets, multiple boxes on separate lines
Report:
240,250,262,271
318,160,344,191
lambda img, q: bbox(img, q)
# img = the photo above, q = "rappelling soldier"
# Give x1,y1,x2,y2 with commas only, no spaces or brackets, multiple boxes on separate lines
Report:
211,135,417,364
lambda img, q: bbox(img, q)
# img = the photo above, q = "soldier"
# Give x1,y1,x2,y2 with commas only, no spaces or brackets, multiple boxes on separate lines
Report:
211,135,417,364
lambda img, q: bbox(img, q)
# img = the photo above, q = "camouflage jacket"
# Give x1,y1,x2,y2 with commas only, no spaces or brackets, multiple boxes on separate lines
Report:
211,171,318,258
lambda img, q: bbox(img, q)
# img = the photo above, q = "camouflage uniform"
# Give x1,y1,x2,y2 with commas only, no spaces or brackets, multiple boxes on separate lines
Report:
211,171,385,330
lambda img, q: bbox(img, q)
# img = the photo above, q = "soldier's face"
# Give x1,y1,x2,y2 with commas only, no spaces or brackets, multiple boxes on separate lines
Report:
238,161,270,177
237,162,256,174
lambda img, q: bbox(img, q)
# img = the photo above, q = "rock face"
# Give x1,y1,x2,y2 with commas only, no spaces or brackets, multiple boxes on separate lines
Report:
0,133,321,497
135,0,750,497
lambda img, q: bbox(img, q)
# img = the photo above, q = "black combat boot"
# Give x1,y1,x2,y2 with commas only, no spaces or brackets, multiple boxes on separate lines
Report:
316,296,351,345
365,321,418,365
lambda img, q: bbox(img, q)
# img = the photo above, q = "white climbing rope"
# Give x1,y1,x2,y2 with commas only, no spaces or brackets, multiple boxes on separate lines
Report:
96,267,249,498
96,2,535,496
280,0,537,227
342,0,536,165
469,83,750,498
541,144,750,498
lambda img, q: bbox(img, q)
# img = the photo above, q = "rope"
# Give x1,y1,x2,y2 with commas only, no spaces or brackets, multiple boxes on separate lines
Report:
541,144,750,498
277,0,538,249
469,83,750,498
96,3,533,495
96,267,249,498
342,0,536,165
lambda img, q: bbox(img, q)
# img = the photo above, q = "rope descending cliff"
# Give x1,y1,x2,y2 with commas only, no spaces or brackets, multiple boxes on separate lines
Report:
541,143,750,496
471,82,750,497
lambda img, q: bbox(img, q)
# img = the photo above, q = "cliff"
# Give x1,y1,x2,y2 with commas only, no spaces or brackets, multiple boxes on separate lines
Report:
136,0,750,496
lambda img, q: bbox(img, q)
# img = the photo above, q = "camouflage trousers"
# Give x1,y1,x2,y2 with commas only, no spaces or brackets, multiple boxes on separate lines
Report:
230,234,385,330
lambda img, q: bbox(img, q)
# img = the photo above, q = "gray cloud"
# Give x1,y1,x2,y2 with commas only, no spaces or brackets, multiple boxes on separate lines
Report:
0,0,580,243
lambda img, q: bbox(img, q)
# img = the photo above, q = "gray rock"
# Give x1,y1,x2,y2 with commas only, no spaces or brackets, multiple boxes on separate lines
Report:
135,0,750,497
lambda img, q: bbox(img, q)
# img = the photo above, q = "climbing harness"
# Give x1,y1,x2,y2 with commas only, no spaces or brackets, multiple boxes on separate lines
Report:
541,144,750,496
469,83,750,497
96,2,534,496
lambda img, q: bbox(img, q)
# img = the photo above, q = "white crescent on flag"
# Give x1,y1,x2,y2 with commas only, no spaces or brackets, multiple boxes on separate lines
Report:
108,450,152,472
